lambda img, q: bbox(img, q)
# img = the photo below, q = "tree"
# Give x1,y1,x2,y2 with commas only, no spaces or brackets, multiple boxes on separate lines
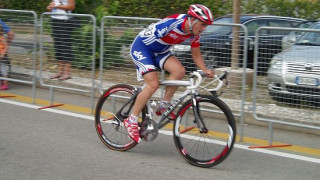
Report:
241,0,267,14
241,0,320,20
231,0,241,68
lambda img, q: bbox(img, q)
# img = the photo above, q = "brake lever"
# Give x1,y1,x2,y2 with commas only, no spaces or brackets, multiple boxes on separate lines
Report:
225,78,229,88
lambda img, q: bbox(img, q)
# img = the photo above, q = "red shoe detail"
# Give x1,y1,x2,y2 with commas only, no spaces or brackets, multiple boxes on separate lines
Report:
156,107,176,120
123,118,140,143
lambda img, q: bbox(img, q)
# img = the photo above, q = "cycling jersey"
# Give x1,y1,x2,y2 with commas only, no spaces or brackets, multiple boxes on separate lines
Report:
131,14,200,80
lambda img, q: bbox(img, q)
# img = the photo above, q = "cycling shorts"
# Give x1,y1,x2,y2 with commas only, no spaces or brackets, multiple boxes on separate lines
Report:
130,37,173,81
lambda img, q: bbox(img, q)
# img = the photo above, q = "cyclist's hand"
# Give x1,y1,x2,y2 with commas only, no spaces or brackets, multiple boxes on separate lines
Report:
204,69,214,78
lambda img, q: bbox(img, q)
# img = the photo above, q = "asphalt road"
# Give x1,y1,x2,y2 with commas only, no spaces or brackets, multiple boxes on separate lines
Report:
0,95,319,180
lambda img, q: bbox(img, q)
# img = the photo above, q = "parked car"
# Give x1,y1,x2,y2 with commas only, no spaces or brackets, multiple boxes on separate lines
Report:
173,14,305,73
282,20,318,50
267,22,320,106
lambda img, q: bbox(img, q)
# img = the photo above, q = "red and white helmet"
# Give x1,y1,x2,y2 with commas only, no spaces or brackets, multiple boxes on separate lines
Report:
187,4,213,25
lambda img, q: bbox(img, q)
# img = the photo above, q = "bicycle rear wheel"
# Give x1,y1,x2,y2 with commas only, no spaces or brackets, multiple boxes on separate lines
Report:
95,84,145,151
173,95,236,167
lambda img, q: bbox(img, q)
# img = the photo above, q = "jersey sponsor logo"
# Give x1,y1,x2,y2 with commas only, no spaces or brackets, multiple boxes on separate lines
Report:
133,51,147,61
157,27,168,37
169,33,178,39
162,32,189,45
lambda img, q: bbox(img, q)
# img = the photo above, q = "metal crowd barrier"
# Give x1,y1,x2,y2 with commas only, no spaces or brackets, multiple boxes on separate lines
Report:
253,26,320,143
39,12,97,113
0,9,37,102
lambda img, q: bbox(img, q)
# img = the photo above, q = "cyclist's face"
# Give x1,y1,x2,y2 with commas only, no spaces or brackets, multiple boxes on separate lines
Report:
193,21,208,36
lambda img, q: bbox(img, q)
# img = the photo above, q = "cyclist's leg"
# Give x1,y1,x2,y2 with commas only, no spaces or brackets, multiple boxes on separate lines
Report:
162,55,186,102
126,39,159,142
132,71,159,117
130,39,160,117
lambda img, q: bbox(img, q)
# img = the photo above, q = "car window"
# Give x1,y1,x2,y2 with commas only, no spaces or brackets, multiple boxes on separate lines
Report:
268,20,298,35
269,19,293,27
297,23,320,45
297,21,316,28
288,21,317,37
245,19,268,36
205,18,233,35
291,21,302,27
205,17,304,36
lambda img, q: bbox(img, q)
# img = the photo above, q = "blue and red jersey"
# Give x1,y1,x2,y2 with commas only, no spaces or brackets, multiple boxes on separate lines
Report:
130,14,200,80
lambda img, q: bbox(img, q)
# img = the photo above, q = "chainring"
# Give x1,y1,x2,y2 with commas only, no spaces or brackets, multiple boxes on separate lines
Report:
140,119,158,141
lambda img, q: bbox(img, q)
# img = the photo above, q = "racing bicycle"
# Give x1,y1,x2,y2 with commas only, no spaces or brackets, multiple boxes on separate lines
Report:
95,70,236,168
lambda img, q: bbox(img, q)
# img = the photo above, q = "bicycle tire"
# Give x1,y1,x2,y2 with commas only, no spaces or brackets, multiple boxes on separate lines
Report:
95,84,146,151
173,95,236,167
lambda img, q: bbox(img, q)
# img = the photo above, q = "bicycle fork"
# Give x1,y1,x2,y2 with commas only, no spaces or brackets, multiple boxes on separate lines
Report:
191,95,208,134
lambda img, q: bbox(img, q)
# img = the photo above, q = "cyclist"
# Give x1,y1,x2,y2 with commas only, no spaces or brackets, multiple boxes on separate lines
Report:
124,4,215,143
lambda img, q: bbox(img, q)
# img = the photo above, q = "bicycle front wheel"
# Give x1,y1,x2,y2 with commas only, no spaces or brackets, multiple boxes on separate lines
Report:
173,95,236,167
95,84,145,151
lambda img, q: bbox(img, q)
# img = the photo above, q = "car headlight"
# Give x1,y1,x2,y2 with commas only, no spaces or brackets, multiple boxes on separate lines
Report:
270,57,283,69
173,45,191,52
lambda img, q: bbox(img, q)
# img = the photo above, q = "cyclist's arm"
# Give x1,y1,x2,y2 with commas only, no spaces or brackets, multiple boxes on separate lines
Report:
191,47,214,77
